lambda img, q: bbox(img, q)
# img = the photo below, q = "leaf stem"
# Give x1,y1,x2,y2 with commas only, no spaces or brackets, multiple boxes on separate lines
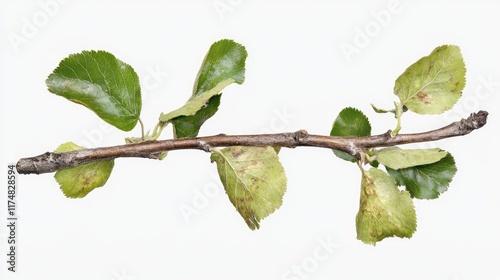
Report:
392,102,404,136
138,118,145,140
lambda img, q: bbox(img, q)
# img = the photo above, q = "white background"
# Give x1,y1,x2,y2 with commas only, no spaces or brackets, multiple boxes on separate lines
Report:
1,1,499,279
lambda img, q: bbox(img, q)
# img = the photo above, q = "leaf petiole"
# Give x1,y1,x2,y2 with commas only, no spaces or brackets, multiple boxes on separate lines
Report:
392,102,404,136
138,118,145,140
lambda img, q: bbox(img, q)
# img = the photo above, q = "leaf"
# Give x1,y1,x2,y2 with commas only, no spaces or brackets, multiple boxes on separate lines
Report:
370,103,408,114
356,168,417,245
54,142,114,198
330,107,371,137
193,39,247,96
46,50,141,131
330,107,371,162
159,78,234,122
376,147,448,170
370,103,393,114
171,94,221,138
394,45,466,114
210,146,287,230
161,39,247,138
386,153,457,199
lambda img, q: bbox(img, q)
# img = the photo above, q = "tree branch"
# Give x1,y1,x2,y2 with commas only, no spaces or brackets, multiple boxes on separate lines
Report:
16,110,488,175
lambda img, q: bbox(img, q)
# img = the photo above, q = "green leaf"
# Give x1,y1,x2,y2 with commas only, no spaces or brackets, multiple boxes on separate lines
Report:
210,146,287,230
394,45,466,114
46,50,141,131
159,78,234,123
330,107,371,162
54,142,114,198
356,168,417,245
161,39,247,138
171,94,221,138
386,153,457,199
193,39,247,96
376,147,448,170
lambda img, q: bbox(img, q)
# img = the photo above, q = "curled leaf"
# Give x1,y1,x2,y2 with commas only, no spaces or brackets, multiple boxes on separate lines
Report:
161,39,247,138
376,147,447,170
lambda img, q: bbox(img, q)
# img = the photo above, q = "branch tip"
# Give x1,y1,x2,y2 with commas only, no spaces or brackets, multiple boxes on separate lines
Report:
460,110,488,132
471,110,488,129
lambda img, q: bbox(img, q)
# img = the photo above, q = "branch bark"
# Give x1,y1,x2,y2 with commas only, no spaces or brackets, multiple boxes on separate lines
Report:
16,110,488,175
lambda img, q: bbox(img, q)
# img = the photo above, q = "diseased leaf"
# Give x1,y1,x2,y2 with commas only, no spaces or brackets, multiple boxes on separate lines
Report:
356,168,416,245
330,107,371,162
46,50,141,131
54,142,114,198
394,45,466,114
210,146,287,230
161,39,247,138
386,153,457,199
376,147,447,170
